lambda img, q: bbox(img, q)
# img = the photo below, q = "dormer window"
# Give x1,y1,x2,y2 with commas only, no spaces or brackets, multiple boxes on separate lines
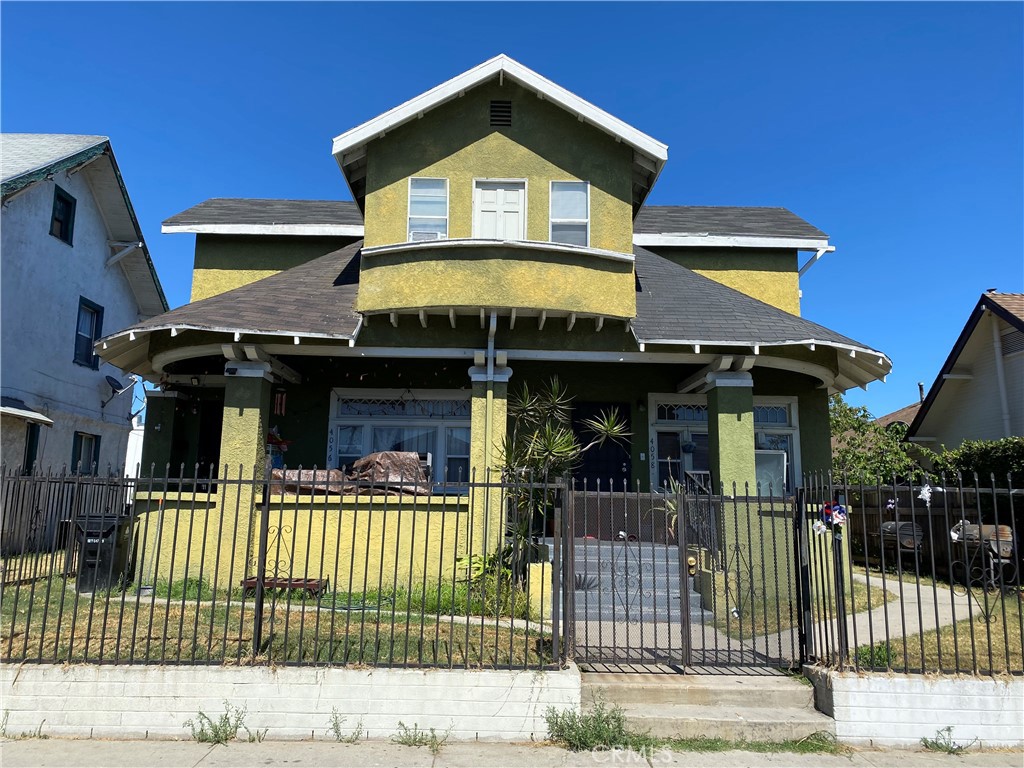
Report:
408,178,448,241
550,181,589,246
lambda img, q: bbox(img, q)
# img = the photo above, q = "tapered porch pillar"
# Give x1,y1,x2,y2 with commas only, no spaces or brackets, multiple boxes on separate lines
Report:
219,361,273,580
706,371,756,494
468,359,512,555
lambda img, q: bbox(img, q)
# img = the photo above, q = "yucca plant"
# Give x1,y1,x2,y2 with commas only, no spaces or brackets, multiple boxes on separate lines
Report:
492,377,630,581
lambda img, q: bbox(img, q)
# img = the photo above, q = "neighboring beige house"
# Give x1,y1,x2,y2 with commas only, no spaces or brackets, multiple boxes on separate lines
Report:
907,291,1024,449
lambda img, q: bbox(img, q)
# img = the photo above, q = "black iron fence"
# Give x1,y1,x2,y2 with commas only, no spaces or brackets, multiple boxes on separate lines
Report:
799,472,1023,676
1,463,559,670
564,479,801,671
4,463,1019,677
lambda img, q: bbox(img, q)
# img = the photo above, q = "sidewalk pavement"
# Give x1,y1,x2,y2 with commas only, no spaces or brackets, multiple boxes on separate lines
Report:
2,739,1022,768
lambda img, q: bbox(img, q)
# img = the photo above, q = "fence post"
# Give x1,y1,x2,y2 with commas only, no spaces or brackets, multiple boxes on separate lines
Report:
677,484,692,667
794,485,813,665
551,482,562,666
251,456,272,656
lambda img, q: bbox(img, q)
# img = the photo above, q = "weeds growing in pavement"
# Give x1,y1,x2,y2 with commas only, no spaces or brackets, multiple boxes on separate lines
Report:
391,720,453,755
328,709,364,743
184,702,247,744
921,726,977,755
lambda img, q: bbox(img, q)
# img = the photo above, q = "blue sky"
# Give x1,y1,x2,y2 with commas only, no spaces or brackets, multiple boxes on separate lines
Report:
3,2,1021,417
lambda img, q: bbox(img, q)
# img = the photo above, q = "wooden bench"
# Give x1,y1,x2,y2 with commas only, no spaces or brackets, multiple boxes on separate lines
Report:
240,576,329,599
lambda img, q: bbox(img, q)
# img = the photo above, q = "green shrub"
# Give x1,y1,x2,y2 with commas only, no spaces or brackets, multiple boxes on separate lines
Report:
932,437,1024,486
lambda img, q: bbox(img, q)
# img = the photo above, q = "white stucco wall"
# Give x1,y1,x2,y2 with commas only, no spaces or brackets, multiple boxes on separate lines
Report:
1,172,142,472
0,664,582,741
808,667,1023,747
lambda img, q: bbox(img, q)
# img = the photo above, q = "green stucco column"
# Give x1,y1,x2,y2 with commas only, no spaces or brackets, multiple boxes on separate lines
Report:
468,360,512,556
706,371,756,494
140,391,183,476
218,362,273,581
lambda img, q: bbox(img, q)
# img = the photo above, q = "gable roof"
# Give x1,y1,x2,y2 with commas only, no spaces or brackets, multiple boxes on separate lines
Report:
1,133,168,317
1,134,108,191
162,198,364,236
331,55,667,214
907,291,1024,439
101,242,888,390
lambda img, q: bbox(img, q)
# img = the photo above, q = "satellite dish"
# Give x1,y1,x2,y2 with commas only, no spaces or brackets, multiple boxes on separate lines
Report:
101,376,134,408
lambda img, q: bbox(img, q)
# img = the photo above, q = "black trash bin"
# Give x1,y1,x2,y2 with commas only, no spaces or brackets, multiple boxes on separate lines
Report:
74,515,131,592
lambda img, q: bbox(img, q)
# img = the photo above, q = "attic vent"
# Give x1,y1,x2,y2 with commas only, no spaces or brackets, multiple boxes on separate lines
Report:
490,100,512,127
1002,328,1024,356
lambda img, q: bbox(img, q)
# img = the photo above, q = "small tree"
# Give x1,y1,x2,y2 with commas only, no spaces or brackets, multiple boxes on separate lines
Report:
829,395,927,482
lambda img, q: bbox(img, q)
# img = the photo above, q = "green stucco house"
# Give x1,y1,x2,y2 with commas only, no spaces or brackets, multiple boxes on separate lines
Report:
98,55,890,497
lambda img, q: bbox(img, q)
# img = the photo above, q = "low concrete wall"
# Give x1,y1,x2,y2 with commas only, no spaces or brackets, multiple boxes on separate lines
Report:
0,663,580,741
806,666,1023,747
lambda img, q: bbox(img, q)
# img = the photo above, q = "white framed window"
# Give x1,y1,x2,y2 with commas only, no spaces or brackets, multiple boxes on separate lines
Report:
473,179,526,240
408,178,448,241
753,398,800,493
648,394,802,493
327,389,472,485
648,394,710,490
549,181,589,246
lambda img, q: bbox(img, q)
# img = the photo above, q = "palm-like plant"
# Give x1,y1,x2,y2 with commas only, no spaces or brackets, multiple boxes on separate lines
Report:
495,377,631,580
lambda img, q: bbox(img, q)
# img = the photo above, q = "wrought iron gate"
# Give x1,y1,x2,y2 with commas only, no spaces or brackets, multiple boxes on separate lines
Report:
562,481,803,671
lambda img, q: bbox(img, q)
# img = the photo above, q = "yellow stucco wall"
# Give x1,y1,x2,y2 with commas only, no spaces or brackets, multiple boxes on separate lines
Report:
190,236,359,301
362,81,634,254
657,249,801,315
356,245,636,317
133,494,472,589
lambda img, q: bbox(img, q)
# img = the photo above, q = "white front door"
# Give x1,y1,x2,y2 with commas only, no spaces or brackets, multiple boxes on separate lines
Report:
473,180,525,240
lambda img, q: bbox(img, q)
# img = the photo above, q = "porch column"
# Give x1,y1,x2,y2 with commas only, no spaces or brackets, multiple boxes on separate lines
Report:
468,357,512,554
140,391,183,476
219,361,273,581
706,371,756,494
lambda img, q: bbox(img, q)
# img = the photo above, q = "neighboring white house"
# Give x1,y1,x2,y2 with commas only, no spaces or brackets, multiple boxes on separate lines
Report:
907,291,1024,449
1,134,167,473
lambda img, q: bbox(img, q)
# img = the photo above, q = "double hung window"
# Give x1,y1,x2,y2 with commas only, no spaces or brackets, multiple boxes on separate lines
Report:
50,186,76,244
550,181,589,246
408,178,448,241
328,390,471,485
74,297,103,368
72,431,100,473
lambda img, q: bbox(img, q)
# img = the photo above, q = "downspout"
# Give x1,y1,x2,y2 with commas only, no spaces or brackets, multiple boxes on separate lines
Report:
485,310,498,471
989,310,1012,437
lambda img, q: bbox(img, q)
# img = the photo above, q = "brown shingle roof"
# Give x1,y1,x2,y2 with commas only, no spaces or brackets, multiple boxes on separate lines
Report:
131,241,362,339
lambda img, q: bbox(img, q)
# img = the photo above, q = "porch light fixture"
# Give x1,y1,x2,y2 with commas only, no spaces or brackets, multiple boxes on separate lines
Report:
190,376,200,386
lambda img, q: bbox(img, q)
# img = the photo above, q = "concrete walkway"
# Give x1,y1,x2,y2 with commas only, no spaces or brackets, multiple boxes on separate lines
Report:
757,571,984,663
2,738,1022,768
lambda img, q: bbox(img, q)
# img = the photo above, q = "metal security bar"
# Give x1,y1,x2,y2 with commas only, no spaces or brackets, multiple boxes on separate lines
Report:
1,462,560,670
566,478,800,672
799,472,1023,676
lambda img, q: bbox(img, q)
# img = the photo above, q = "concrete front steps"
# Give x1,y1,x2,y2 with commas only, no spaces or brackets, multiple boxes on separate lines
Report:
581,672,835,742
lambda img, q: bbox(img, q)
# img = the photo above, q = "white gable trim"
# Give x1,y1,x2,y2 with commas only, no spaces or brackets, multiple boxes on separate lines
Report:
331,55,668,164
161,222,365,237
633,233,831,250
